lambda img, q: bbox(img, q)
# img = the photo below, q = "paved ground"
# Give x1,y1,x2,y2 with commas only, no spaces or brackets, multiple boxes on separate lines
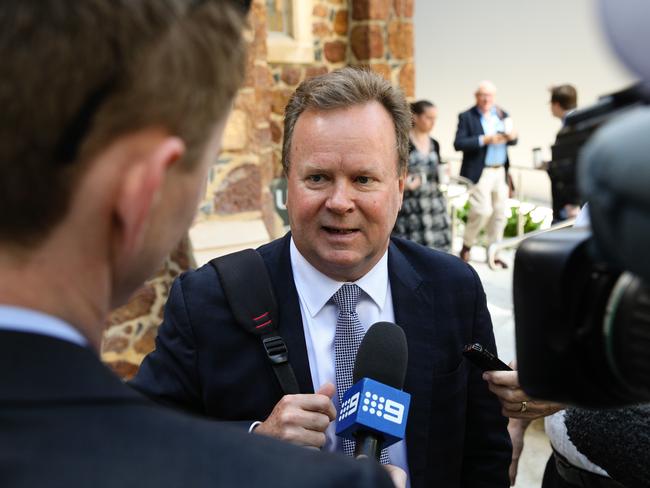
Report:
458,242,551,488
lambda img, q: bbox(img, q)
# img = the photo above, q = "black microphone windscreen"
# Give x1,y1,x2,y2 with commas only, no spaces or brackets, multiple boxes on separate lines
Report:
353,322,408,389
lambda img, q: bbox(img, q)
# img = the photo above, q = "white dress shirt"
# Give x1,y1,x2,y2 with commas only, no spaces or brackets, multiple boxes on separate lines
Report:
290,238,411,484
0,304,88,347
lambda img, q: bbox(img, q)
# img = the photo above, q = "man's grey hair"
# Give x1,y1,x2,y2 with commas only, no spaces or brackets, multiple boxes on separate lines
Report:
476,80,497,94
281,67,411,176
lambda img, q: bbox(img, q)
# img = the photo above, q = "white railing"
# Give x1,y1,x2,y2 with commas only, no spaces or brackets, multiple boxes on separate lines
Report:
485,218,576,270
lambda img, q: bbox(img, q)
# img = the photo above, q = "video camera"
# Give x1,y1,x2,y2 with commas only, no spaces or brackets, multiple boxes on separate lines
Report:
514,84,650,407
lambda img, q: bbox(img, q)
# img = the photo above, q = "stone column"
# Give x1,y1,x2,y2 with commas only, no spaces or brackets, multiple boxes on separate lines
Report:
349,0,414,97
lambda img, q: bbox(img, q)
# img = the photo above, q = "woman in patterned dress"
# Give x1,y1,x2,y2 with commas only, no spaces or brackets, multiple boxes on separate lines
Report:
394,100,451,251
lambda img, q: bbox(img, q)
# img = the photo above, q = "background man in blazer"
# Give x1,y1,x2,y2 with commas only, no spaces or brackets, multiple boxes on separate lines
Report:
133,68,511,488
454,81,518,267
548,84,581,223
0,3,396,487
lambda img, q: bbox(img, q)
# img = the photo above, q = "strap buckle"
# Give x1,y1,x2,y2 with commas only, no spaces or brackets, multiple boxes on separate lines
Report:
262,335,289,364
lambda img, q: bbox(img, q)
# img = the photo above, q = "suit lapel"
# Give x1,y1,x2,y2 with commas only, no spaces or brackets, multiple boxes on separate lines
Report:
388,242,435,480
471,106,485,135
263,234,314,394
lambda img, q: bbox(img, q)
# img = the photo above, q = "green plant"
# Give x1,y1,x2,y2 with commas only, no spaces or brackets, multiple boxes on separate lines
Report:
456,201,542,239
503,206,542,237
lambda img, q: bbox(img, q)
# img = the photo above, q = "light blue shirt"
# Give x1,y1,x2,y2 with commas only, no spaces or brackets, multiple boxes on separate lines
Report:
479,107,507,166
574,203,590,228
290,239,411,486
0,305,88,347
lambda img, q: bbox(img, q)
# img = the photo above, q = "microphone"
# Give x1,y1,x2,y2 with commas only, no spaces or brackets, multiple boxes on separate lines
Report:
335,321,410,461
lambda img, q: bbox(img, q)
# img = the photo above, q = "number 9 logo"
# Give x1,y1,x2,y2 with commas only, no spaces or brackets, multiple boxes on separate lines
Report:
348,392,360,415
383,399,404,424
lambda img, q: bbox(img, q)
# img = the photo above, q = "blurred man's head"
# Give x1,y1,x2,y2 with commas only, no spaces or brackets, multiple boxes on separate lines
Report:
550,84,578,119
282,68,410,282
0,0,244,249
475,80,497,113
0,1,246,341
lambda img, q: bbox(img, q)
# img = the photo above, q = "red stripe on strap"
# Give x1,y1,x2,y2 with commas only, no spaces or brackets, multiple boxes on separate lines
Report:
255,320,272,329
253,311,269,321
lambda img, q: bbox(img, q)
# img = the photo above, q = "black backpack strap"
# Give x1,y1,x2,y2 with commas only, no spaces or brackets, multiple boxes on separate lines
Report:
209,249,300,395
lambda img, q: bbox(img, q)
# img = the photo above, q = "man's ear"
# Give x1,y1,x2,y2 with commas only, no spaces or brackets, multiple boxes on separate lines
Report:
113,135,186,256
395,166,407,211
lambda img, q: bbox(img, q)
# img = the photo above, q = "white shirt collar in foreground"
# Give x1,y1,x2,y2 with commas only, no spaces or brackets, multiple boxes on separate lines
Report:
289,237,389,317
0,304,88,347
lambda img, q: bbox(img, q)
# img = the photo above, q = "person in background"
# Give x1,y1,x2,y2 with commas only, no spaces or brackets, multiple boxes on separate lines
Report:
0,2,399,487
394,100,452,251
547,84,581,223
454,81,517,268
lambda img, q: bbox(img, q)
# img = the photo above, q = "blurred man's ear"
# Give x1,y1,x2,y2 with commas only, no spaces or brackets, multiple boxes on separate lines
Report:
112,132,185,258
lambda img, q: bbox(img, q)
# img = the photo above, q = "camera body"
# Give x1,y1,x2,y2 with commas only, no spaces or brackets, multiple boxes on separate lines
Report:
515,227,650,406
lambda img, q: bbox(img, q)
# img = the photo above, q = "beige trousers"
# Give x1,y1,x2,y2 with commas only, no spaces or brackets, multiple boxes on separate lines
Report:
463,165,509,247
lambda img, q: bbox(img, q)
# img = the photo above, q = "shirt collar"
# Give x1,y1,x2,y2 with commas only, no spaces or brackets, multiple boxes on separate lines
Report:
290,238,389,318
479,106,498,119
0,305,88,347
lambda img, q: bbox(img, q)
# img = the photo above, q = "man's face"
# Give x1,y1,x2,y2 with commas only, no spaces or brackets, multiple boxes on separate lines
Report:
550,101,564,119
286,101,405,282
475,86,495,112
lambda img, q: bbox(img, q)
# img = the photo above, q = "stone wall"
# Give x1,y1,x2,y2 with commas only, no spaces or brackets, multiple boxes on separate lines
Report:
268,0,414,179
102,0,415,379
350,0,414,96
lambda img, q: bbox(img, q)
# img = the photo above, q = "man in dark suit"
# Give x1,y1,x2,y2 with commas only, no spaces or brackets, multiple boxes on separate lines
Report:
547,84,580,223
132,68,511,487
0,3,396,487
454,81,518,267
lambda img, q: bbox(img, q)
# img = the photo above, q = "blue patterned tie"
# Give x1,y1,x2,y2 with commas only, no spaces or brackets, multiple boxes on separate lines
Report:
333,284,390,464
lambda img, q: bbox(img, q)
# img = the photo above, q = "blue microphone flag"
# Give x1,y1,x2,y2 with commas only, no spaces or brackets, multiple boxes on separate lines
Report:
335,377,410,448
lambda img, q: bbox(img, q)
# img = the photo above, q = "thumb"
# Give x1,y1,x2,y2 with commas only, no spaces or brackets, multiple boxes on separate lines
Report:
317,382,336,399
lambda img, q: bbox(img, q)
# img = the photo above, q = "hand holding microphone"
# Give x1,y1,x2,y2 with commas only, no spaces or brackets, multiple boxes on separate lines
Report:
254,382,337,449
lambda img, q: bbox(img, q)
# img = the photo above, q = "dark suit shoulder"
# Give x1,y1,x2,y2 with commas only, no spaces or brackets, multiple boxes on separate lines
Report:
458,106,480,119
173,235,288,299
129,404,393,487
178,235,288,287
2,392,392,487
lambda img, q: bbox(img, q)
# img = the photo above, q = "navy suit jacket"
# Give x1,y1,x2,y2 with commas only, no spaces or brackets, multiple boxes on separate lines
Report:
132,235,511,488
0,330,392,488
453,106,517,184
